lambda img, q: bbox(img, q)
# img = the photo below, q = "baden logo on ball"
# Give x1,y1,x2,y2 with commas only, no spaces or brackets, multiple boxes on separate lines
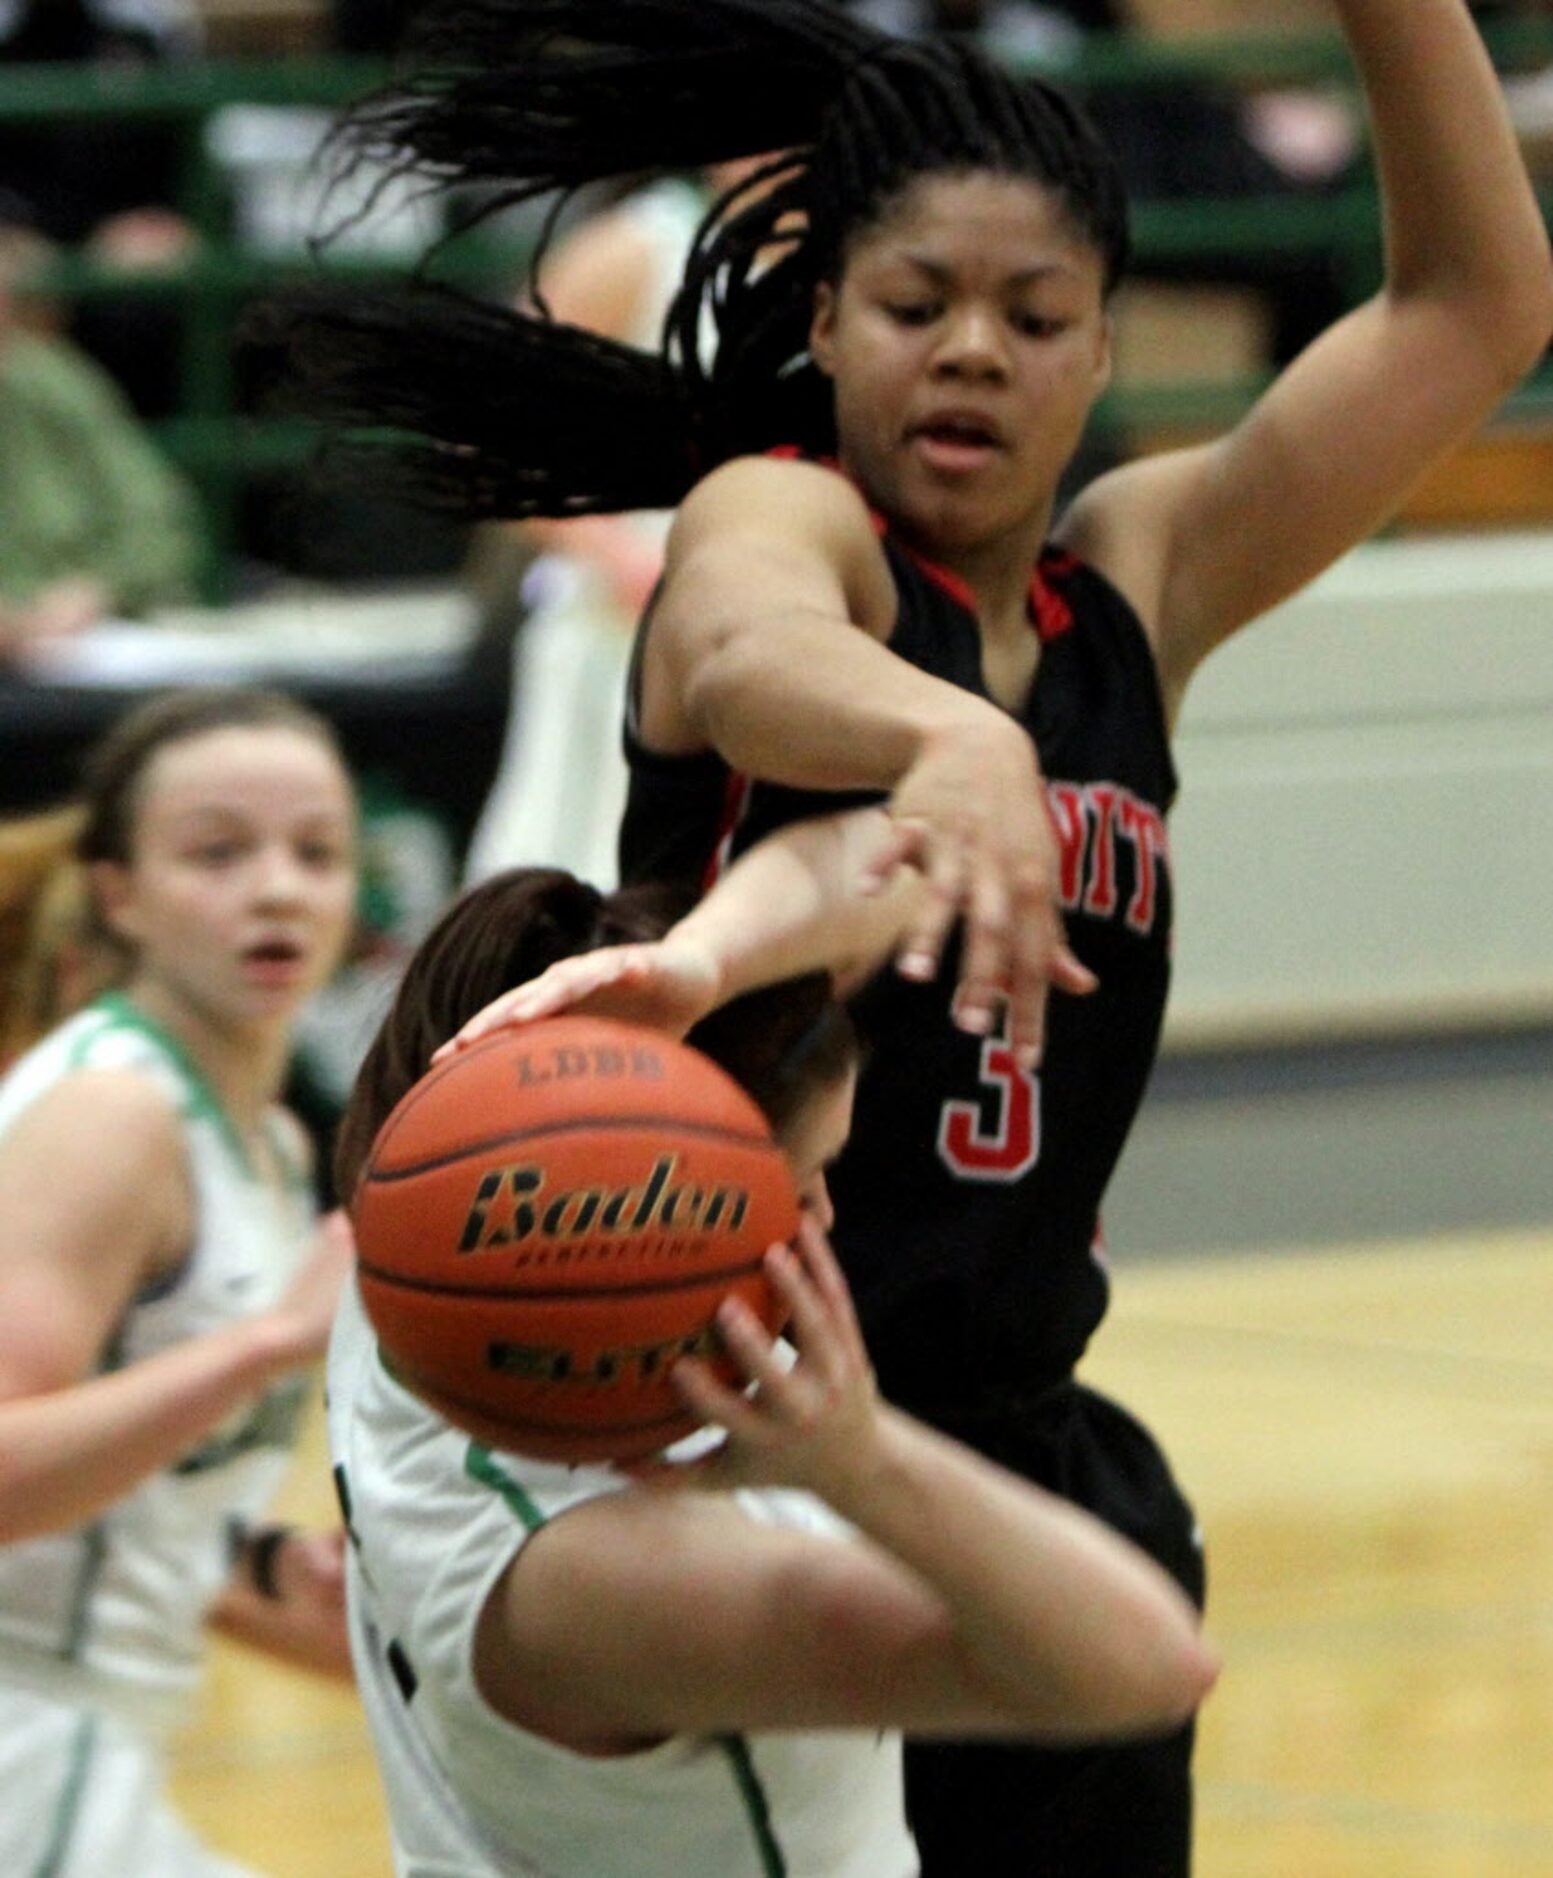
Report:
351,1016,797,1464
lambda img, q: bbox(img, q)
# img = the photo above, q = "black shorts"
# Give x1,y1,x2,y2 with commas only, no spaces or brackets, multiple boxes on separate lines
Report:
905,1381,1206,1878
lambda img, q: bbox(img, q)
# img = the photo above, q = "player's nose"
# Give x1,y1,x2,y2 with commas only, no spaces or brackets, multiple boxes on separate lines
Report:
932,303,1009,379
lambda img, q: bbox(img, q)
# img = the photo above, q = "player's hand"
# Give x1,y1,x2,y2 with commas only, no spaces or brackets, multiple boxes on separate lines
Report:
647,1216,884,1501
885,712,1096,1069
433,936,723,1060
220,1526,353,1679
267,1526,347,1614
269,1209,354,1365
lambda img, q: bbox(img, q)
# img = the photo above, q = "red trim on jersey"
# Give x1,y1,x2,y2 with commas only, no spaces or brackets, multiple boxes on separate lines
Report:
764,445,1080,636
702,769,752,891
1030,552,1077,642
898,542,979,614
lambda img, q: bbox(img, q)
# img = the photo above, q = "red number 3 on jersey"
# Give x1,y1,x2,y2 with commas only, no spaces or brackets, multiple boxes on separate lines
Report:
937,1036,1042,1182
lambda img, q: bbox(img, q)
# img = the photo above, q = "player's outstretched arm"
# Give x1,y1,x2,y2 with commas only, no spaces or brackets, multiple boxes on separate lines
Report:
442,806,923,1053
472,1219,1216,1751
645,454,1095,1068
1063,0,1553,710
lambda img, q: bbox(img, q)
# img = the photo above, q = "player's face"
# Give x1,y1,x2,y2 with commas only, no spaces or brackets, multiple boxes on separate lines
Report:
777,1063,857,1235
96,726,358,1033
810,170,1111,560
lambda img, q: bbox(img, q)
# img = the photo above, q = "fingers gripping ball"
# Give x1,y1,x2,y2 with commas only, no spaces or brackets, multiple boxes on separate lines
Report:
351,1017,798,1463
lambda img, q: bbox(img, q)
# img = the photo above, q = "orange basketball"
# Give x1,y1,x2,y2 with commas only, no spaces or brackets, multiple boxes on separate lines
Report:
351,1015,798,1463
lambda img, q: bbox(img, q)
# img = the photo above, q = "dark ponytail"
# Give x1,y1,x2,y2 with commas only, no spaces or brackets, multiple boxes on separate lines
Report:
345,0,875,209
256,281,703,519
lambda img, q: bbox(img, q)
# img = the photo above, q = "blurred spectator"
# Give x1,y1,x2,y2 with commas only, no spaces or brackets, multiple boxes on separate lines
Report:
0,230,205,652
330,0,418,53
0,0,203,415
850,0,1087,60
462,173,715,891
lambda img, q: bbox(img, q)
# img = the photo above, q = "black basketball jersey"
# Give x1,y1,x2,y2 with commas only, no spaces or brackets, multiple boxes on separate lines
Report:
620,517,1177,1422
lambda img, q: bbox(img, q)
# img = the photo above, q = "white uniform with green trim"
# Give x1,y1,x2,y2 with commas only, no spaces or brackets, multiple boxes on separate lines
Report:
327,1280,920,1878
0,993,317,1878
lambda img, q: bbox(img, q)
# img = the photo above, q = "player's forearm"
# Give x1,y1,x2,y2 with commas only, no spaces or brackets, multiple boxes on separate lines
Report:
0,1317,305,1542
838,1408,1217,1739
670,809,921,1001
682,606,1003,795
1341,0,1552,361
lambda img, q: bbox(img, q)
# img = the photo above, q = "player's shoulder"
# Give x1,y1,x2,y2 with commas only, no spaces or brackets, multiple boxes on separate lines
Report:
1055,442,1227,645
669,455,893,635
676,453,879,546
0,1062,185,1206
23,1058,181,1135
81,1062,186,1141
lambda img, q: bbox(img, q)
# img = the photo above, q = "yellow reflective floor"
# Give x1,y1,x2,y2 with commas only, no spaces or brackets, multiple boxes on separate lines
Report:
169,1226,1553,1876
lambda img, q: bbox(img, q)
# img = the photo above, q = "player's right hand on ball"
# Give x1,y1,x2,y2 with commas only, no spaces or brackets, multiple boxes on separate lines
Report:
434,937,724,1060
659,1217,883,1501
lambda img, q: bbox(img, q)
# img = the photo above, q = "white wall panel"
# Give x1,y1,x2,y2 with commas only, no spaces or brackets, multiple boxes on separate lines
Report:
1165,532,1553,1045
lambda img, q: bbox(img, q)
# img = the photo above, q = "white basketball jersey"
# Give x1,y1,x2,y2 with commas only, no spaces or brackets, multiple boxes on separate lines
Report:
0,994,316,1734
327,1282,920,1878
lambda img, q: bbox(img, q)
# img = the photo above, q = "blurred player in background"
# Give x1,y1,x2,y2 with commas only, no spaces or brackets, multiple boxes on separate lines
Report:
0,688,361,1878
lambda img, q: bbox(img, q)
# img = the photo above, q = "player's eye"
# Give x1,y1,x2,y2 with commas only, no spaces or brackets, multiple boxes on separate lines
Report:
1013,311,1068,339
887,301,942,327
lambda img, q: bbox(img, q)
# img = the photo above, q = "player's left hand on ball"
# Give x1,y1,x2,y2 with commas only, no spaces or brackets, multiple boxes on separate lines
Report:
435,938,724,1061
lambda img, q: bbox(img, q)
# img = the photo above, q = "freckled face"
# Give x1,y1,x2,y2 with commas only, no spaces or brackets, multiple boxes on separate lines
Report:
809,171,1112,558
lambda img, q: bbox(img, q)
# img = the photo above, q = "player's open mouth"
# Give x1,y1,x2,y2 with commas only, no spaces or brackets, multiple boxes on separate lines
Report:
242,939,306,983
908,415,1004,470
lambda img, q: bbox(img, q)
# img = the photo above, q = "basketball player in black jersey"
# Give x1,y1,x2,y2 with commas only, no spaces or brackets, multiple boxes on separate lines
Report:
268,2,1551,1869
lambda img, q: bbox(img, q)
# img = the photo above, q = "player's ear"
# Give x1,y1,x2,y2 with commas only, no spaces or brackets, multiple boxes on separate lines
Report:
809,281,838,379
90,860,140,947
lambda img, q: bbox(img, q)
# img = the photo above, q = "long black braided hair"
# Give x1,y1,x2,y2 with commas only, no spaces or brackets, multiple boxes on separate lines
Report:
255,0,1128,521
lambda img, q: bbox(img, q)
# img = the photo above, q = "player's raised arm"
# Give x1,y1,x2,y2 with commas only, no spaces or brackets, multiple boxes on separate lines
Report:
442,805,926,1051
1063,0,1553,708
644,454,1096,1062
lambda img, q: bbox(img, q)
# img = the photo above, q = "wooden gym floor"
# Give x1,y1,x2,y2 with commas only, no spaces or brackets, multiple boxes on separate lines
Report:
169,1223,1553,1877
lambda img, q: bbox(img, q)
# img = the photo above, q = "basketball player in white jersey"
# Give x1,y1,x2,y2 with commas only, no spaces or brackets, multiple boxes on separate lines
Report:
327,810,1218,1878
0,688,360,1877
